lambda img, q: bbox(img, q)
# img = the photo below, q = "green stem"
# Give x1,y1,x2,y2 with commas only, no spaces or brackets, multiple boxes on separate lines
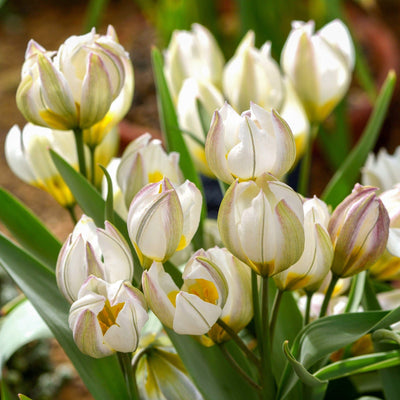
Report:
218,343,262,392
319,274,339,318
217,318,260,368
89,145,97,186
298,123,319,196
118,352,139,400
269,289,283,345
251,271,263,356
304,291,314,326
73,127,87,178
66,205,78,224
260,276,275,400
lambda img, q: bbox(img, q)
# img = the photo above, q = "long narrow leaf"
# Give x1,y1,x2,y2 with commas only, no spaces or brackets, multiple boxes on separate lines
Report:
314,349,400,381
0,233,130,400
166,328,259,400
0,188,61,270
278,306,400,399
322,71,396,207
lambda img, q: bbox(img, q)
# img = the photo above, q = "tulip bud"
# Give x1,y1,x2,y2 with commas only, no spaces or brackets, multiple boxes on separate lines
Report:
117,133,184,207
223,31,284,113
82,27,134,148
17,27,128,130
56,215,134,303
205,103,296,184
362,147,400,192
218,174,305,276
273,197,333,292
69,276,148,358
328,184,390,278
177,78,224,177
142,247,252,339
127,178,202,268
281,19,355,122
164,23,224,103
5,123,77,208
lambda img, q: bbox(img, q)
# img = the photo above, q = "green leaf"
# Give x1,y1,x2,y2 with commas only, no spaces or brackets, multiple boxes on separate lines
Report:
0,233,131,400
166,328,259,400
19,395,33,400
50,150,142,286
0,299,52,377
322,71,396,208
283,341,326,387
83,0,109,31
345,271,367,313
99,165,114,224
1,381,14,400
278,306,400,399
0,188,61,270
314,349,400,381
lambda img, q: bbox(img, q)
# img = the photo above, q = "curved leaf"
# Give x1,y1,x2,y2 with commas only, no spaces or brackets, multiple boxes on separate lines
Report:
278,306,400,399
0,299,52,376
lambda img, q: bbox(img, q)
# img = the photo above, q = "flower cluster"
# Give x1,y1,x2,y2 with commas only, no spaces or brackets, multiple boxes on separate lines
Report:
5,17,400,400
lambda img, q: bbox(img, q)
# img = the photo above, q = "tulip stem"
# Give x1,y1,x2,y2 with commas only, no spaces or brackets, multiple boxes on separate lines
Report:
218,342,262,391
73,127,87,178
269,289,283,345
304,291,314,326
298,123,319,196
260,276,276,400
319,274,339,318
89,145,96,186
251,271,263,355
217,318,260,368
118,352,139,400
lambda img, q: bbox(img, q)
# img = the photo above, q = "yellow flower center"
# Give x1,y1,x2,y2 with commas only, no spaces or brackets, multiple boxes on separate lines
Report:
187,279,219,305
97,299,125,335
148,170,164,184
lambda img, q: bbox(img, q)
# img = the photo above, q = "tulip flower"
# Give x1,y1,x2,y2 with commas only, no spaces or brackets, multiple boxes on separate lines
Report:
328,184,390,278
56,215,134,303
142,247,252,339
17,27,127,130
218,174,305,276
164,23,224,103
223,31,284,113
134,313,204,400
69,276,148,358
117,133,184,207
127,178,202,268
82,26,134,148
177,78,224,177
281,19,355,122
273,197,333,292
205,103,296,183
5,123,77,208
362,147,400,192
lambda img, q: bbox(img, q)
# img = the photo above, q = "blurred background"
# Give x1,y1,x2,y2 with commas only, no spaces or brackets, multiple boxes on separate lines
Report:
0,0,400,398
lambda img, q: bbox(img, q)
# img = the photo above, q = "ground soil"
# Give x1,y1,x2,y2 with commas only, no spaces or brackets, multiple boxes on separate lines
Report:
1,0,400,399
